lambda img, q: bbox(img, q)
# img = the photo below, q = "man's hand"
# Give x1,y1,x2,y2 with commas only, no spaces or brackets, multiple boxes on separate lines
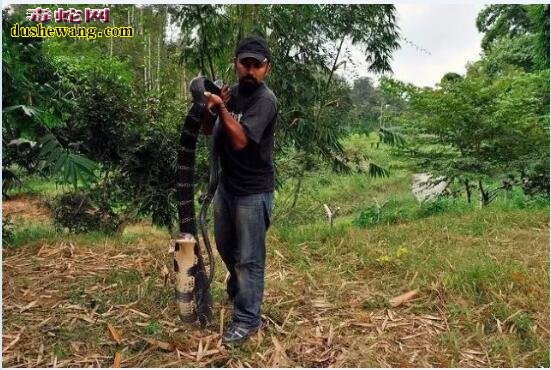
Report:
204,91,223,110
221,85,231,106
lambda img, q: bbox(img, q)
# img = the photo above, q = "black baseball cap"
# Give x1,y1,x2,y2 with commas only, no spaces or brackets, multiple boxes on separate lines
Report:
235,36,272,63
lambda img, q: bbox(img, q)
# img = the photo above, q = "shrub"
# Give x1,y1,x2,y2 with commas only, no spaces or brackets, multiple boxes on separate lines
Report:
509,189,550,210
49,190,122,234
2,215,15,244
353,205,380,228
353,198,413,228
417,196,469,217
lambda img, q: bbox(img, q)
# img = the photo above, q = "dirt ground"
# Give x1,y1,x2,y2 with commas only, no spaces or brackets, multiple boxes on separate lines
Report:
2,196,548,367
2,194,53,222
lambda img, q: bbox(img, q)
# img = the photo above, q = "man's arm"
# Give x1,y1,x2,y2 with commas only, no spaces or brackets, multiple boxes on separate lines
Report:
217,104,249,151
204,91,249,151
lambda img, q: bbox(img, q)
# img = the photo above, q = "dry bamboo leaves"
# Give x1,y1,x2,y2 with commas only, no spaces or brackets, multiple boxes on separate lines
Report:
161,265,170,286
3,196,530,368
113,352,122,367
389,289,419,307
143,337,176,352
19,300,38,313
107,324,123,344
270,335,291,367
3,330,23,352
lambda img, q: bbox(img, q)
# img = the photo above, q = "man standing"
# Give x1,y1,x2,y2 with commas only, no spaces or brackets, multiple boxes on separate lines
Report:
203,36,278,345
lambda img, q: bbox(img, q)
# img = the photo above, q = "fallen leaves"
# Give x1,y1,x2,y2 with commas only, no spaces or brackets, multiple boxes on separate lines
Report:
4,197,542,368
20,300,38,313
161,265,170,286
269,335,290,367
389,289,419,307
143,337,176,352
113,352,122,367
3,330,23,352
107,324,123,344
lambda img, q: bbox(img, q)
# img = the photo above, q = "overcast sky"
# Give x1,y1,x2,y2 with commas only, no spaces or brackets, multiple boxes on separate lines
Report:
339,3,486,88
4,2,485,88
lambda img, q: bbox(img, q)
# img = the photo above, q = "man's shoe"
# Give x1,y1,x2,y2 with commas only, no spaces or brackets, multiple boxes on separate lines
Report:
222,323,261,346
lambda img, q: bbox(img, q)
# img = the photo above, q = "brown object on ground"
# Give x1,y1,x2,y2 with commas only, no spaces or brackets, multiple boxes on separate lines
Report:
144,338,176,352
113,352,122,368
107,324,123,344
389,289,419,307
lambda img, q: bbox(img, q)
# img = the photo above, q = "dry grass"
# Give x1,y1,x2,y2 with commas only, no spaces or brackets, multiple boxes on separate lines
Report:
2,194,549,367
2,194,52,222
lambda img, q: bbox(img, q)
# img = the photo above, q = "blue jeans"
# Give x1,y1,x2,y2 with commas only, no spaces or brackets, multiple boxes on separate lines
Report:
213,182,273,329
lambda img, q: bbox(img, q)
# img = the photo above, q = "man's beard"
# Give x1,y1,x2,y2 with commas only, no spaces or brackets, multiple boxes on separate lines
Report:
238,76,260,95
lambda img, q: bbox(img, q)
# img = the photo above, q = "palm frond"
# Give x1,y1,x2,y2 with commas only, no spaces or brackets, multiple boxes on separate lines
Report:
368,162,390,178
378,126,406,146
38,134,97,189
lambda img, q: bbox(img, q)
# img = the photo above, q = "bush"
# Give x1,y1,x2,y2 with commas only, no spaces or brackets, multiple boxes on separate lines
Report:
49,190,122,234
2,216,15,244
353,205,381,228
353,198,413,228
522,168,549,197
508,188,550,210
353,196,472,229
417,196,470,217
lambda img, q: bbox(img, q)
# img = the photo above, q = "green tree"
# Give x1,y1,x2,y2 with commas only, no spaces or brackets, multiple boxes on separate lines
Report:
169,4,401,207
477,4,549,72
2,4,401,227
399,67,549,204
2,7,97,191
349,77,382,131
392,5,550,205
476,5,532,51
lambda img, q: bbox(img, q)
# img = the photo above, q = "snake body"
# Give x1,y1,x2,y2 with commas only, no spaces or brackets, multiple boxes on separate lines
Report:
173,76,220,327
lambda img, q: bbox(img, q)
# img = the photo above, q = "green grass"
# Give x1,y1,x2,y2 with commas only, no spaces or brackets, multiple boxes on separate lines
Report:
5,171,67,197
143,320,162,335
52,342,70,359
269,137,548,366
106,268,143,286
4,220,59,248
3,133,549,367
438,329,461,355
3,218,120,249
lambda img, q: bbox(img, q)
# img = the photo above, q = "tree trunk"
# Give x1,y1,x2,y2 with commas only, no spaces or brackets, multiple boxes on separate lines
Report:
139,7,143,36
144,40,148,91
464,179,472,204
157,35,161,92
194,7,216,80
148,34,152,91
156,6,166,93
289,36,346,209
110,19,114,57
315,34,346,123
240,4,257,36
478,179,489,208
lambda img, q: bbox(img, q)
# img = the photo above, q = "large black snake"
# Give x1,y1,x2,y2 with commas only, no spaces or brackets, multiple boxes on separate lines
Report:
173,76,220,327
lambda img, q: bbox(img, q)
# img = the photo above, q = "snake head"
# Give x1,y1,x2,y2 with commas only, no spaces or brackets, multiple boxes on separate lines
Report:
190,76,222,106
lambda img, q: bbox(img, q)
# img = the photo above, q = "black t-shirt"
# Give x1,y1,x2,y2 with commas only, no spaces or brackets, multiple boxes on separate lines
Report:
213,82,278,195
